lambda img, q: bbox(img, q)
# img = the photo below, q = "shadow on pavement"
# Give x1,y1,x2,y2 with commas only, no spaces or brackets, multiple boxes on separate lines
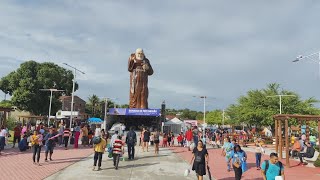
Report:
101,162,160,170
136,154,168,160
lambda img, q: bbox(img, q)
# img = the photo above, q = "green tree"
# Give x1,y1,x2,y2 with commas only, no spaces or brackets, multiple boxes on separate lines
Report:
85,95,117,118
0,61,76,115
0,100,13,108
226,83,320,127
206,109,223,125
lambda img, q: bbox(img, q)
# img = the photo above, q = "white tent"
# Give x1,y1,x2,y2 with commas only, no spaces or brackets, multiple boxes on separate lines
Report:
164,117,183,134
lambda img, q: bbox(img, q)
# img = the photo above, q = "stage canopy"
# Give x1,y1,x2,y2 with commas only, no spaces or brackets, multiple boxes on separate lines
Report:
108,108,160,117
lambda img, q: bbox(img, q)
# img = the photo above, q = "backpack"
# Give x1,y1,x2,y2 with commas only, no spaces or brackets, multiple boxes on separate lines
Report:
92,136,101,144
264,160,282,176
126,131,135,144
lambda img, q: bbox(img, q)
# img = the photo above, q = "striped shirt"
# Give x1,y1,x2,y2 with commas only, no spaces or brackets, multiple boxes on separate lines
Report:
63,128,71,137
112,139,123,154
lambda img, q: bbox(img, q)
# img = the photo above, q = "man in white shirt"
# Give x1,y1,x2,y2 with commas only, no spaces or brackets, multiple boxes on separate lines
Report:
110,131,119,147
121,124,126,136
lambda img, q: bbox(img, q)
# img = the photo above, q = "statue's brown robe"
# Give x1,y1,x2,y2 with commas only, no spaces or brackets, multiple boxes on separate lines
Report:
128,54,154,109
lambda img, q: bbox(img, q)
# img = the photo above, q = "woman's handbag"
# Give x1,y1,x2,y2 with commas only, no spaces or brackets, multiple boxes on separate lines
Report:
233,160,241,168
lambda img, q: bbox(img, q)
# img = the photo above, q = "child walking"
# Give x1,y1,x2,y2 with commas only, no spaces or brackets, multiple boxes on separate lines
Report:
255,140,265,170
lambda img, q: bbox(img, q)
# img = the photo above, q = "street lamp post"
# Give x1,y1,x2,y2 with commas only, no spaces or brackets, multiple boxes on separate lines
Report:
63,63,85,130
39,89,65,126
100,97,117,130
193,96,208,126
267,95,296,114
222,109,225,128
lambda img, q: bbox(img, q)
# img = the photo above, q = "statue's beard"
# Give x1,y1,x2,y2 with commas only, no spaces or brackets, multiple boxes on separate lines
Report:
136,54,144,61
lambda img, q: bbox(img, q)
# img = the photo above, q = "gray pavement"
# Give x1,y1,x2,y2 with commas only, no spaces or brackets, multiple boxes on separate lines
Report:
46,144,208,180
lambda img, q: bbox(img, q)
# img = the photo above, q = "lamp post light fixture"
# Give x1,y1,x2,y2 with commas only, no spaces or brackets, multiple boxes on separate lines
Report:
267,95,296,114
63,63,85,131
193,96,209,126
293,51,320,78
39,88,65,127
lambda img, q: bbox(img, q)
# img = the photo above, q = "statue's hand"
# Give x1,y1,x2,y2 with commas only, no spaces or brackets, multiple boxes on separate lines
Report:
130,54,136,61
142,64,149,71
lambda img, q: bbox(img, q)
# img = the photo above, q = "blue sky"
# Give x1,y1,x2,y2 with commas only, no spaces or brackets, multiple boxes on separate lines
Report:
1,1,320,111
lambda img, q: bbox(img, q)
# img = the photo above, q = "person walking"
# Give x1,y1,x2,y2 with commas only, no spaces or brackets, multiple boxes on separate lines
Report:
92,134,106,171
12,124,22,148
193,126,199,147
261,153,285,180
255,140,265,170
110,131,119,147
30,130,43,165
185,128,193,151
126,127,137,160
154,129,160,155
112,135,124,170
229,145,247,180
58,121,65,147
63,126,71,150
74,123,81,149
190,140,209,180
221,137,234,172
171,132,175,147
0,125,8,155
143,128,151,152
44,128,59,161
81,125,89,147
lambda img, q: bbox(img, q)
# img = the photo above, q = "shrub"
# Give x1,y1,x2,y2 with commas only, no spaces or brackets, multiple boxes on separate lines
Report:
314,157,320,167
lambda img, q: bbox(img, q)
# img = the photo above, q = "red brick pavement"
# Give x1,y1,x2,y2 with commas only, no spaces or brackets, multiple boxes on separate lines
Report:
0,146,93,180
169,146,320,180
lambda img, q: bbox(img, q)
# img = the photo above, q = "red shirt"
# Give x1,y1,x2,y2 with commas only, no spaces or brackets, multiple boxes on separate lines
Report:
177,135,183,142
185,130,193,141
14,127,21,137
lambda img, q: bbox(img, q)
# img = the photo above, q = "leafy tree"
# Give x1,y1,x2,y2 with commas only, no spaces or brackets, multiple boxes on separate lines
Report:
206,109,223,125
226,83,320,128
85,95,117,118
0,100,13,108
0,61,77,115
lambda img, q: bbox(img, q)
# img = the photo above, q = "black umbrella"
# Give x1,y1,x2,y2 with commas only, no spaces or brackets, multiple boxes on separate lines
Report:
207,165,212,180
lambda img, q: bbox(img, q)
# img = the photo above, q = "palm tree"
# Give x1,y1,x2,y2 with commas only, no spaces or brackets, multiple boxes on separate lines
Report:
88,94,100,116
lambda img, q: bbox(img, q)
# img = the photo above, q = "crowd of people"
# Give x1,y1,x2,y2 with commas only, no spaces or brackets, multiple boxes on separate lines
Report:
1,122,318,180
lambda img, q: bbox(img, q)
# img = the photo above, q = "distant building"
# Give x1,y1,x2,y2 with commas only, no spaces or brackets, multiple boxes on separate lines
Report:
59,96,86,113
58,96,88,120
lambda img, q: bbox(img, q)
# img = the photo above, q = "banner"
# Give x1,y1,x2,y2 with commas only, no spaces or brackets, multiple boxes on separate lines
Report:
108,108,160,116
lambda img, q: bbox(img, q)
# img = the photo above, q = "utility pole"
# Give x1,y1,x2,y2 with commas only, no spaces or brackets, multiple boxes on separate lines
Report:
63,63,85,131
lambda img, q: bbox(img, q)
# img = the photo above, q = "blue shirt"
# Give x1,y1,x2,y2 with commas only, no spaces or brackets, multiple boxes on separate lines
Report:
230,150,246,164
261,160,284,180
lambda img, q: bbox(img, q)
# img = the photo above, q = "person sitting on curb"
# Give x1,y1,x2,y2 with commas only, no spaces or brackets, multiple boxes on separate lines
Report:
18,135,28,152
290,138,301,158
298,140,315,165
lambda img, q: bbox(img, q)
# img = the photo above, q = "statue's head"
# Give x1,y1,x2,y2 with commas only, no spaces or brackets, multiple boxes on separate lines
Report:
135,48,145,60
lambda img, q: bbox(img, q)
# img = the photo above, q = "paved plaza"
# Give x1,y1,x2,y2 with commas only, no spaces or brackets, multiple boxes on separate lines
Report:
46,145,206,180
1,141,320,179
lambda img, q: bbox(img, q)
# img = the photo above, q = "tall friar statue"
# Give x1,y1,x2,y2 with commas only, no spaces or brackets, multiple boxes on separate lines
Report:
128,48,154,109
